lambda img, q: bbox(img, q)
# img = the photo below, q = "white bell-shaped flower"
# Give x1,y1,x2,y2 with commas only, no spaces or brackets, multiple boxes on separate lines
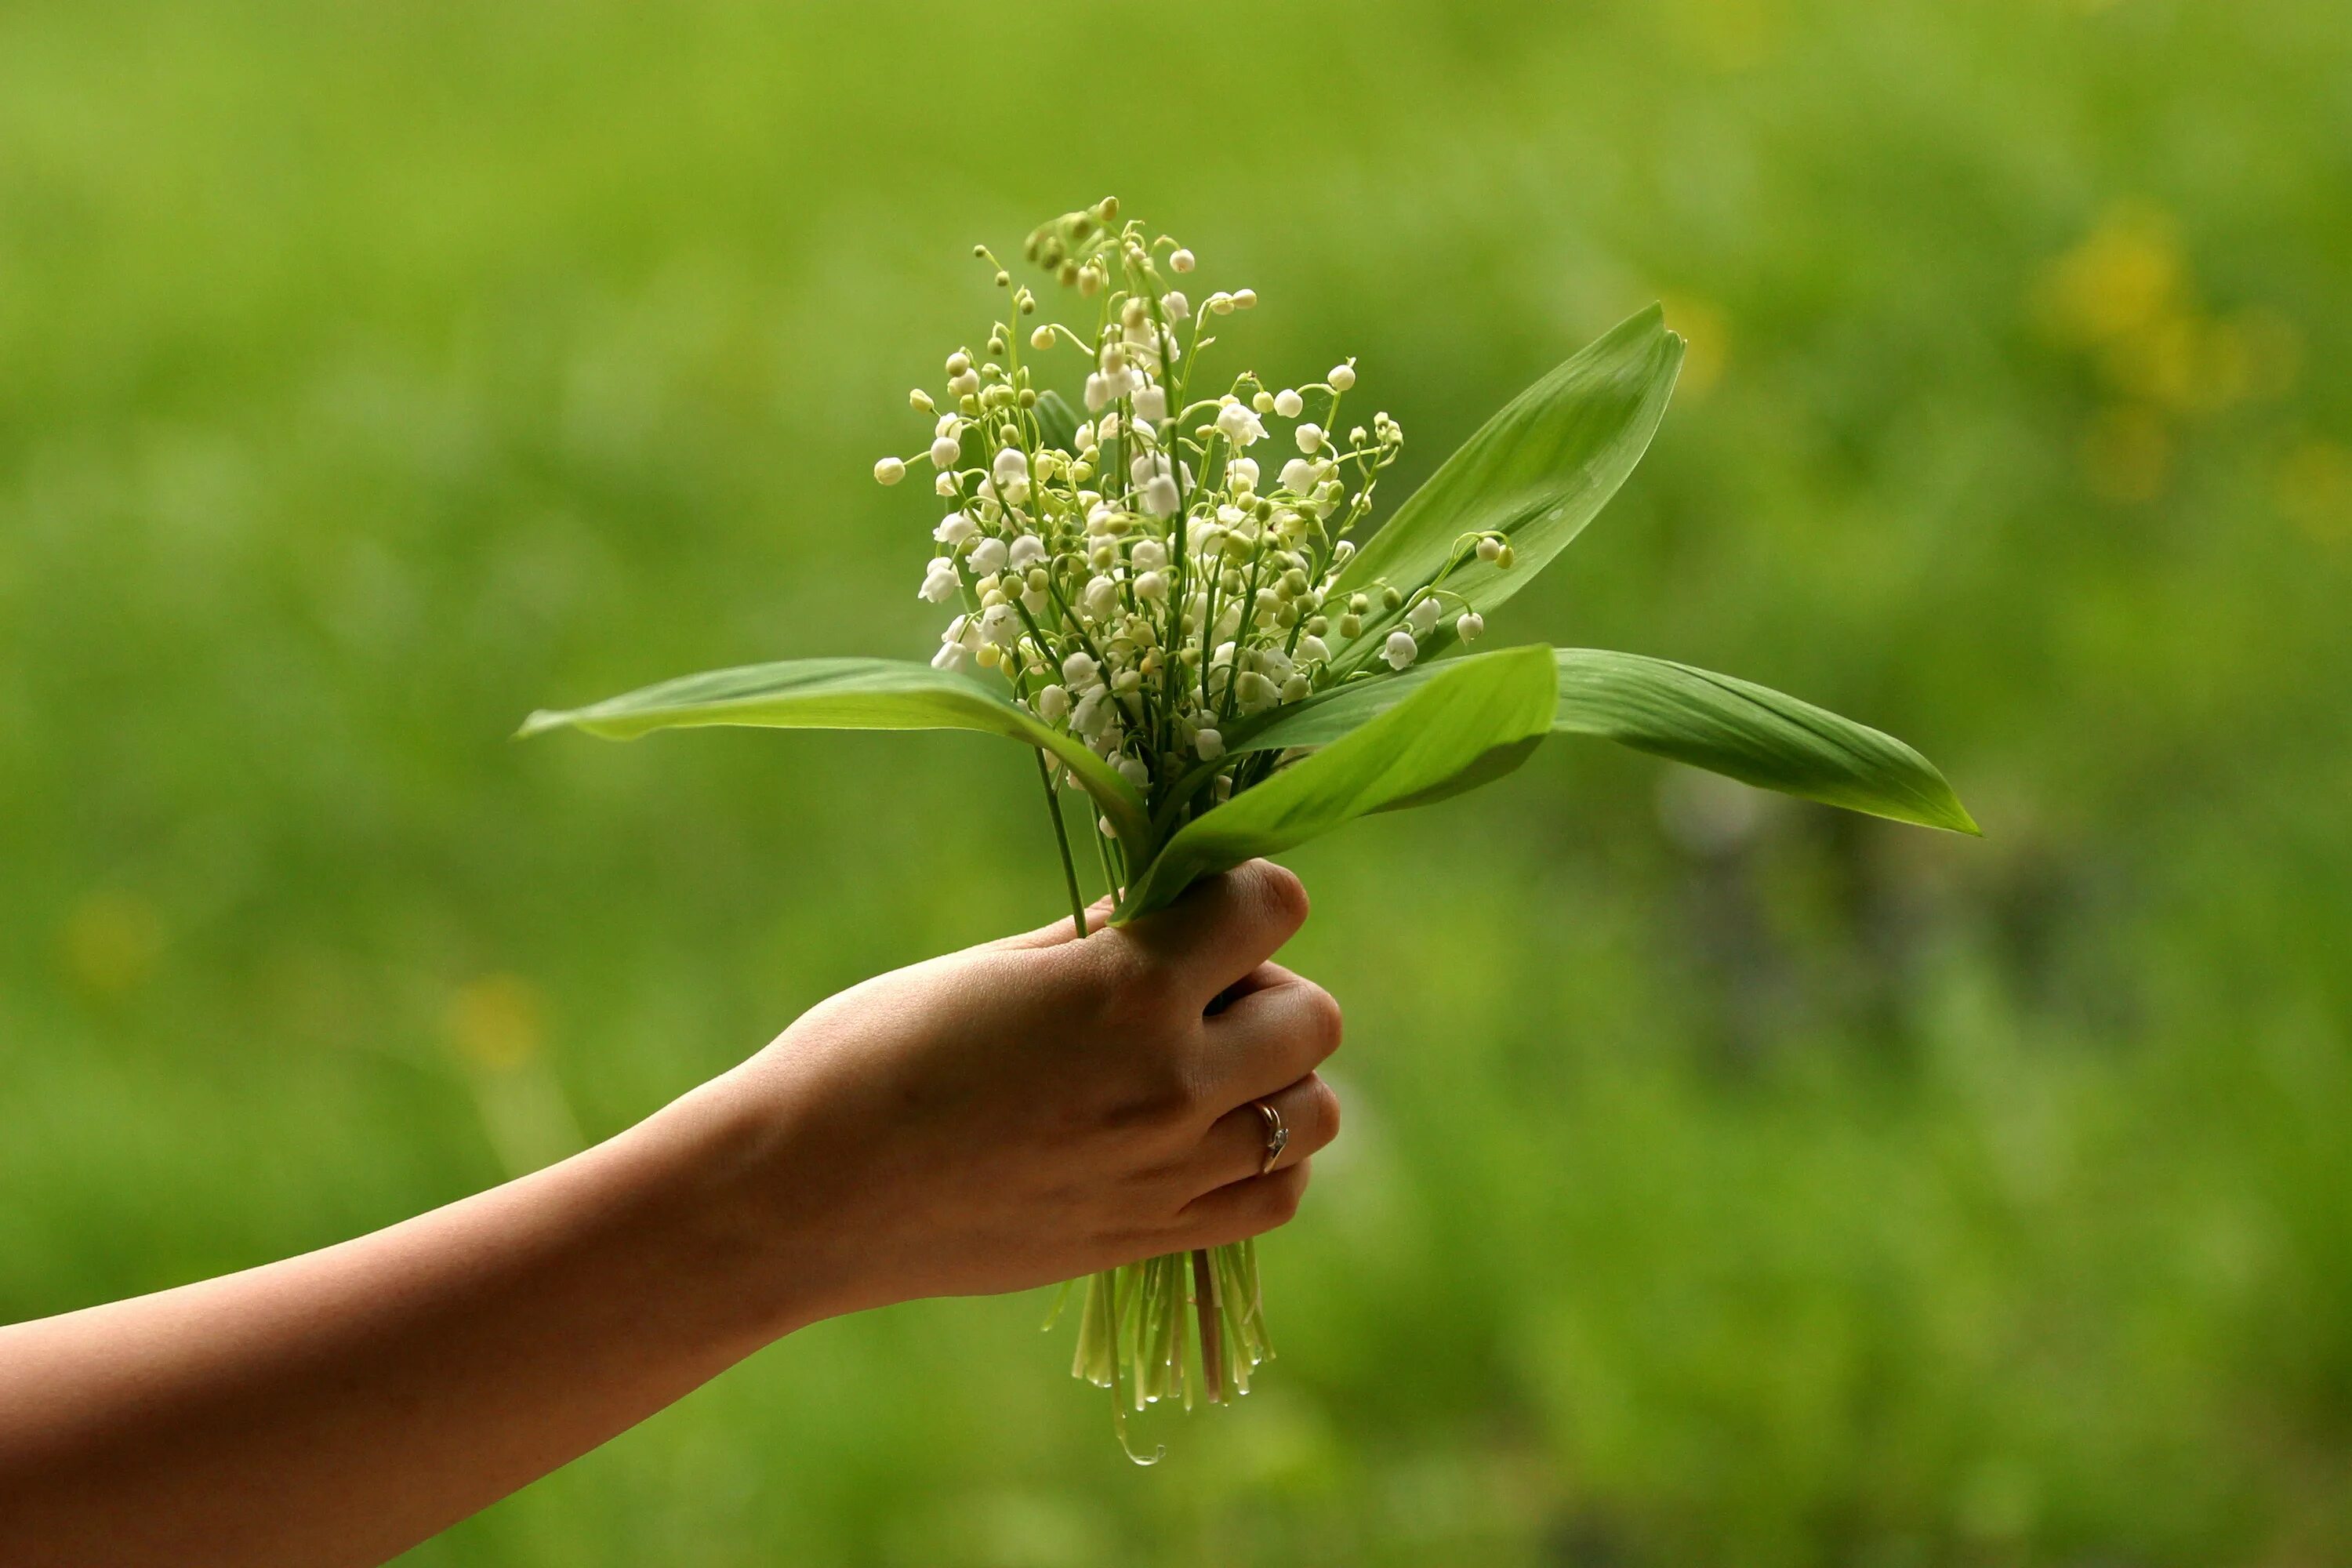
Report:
1035,684,1069,723
1216,401,1266,447
1273,389,1304,419
1132,385,1167,423
919,559,960,603
1142,474,1180,517
1383,630,1419,670
967,536,1009,576
933,512,976,546
979,602,1022,647
1279,457,1317,493
1406,596,1443,635
1061,651,1100,688
1456,612,1486,641
1194,728,1225,760
929,434,963,470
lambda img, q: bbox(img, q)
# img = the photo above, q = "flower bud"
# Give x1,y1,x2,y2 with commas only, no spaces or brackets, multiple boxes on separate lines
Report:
1274,389,1305,419
949,370,981,398
909,388,935,413
1497,544,1516,568
1294,423,1326,455
1338,613,1362,638
1232,289,1258,310
1035,684,1069,723
1030,325,1054,350
1170,248,1196,274
1456,612,1486,641
1383,630,1419,670
874,456,906,486
1194,728,1225,760
929,434,963,470
1329,363,1356,390
1381,586,1403,610
1116,756,1150,787
1133,570,1168,601
1476,535,1504,562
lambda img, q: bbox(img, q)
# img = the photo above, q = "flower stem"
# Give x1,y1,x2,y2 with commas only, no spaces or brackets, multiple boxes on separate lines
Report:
1035,750,1090,935
1190,1247,1225,1403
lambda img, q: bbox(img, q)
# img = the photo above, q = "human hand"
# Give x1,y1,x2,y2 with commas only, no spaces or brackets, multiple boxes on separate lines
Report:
696,859,1343,1327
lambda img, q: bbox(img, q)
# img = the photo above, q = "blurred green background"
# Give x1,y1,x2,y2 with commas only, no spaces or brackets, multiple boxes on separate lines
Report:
4,0,2349,1562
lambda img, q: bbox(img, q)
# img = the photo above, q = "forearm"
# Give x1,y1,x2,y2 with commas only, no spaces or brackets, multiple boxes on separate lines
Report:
0,1076,808,1568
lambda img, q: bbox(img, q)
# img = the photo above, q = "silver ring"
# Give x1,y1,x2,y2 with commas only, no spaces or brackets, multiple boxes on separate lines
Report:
1252,1098,1289,1176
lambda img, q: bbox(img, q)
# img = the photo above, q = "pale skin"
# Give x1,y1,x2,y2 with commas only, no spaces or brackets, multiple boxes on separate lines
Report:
0,860,1342,1568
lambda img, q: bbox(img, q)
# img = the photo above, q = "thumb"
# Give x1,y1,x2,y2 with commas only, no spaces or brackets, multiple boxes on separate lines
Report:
985,893,1120,952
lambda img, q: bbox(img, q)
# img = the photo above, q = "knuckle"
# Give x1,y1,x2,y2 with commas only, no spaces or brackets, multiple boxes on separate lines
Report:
1308,1078,1342,1147
1250,860,1312,932
1298,983,1344,1058
1261,1167,1308,1225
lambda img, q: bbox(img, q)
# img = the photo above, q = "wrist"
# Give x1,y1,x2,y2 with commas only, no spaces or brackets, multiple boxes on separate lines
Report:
608,1065,862,1350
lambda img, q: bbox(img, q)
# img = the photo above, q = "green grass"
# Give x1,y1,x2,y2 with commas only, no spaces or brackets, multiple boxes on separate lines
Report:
3,0,2350,1561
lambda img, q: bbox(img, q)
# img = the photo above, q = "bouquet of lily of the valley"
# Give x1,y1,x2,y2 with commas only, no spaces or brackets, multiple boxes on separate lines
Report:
524,198,1976,1443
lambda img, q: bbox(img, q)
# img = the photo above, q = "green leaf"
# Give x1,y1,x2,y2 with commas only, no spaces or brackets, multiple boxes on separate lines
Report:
1116,645,1559,920
519,657,1154,851
1033,388,1080,453
1547,648,1978,834
1231,648,1976,834
1332,305,1684,662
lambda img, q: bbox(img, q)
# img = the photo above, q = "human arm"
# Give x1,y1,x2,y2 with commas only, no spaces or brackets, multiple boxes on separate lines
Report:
0,861,1341,1567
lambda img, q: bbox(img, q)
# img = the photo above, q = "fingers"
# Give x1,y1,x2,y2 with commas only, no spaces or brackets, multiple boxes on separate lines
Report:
1189,1072,1338,1195
1196,965,1343,1108
1119,860,1309,1005
1168,1161,1313,1252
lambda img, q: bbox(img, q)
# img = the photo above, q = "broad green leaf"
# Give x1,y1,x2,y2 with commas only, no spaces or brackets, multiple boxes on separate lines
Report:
1033,388,1080,453
519,657,1154,851
1548,648,1977,833
1332,305,1684,662
1116,645,1559,920
1225,647,1975,835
